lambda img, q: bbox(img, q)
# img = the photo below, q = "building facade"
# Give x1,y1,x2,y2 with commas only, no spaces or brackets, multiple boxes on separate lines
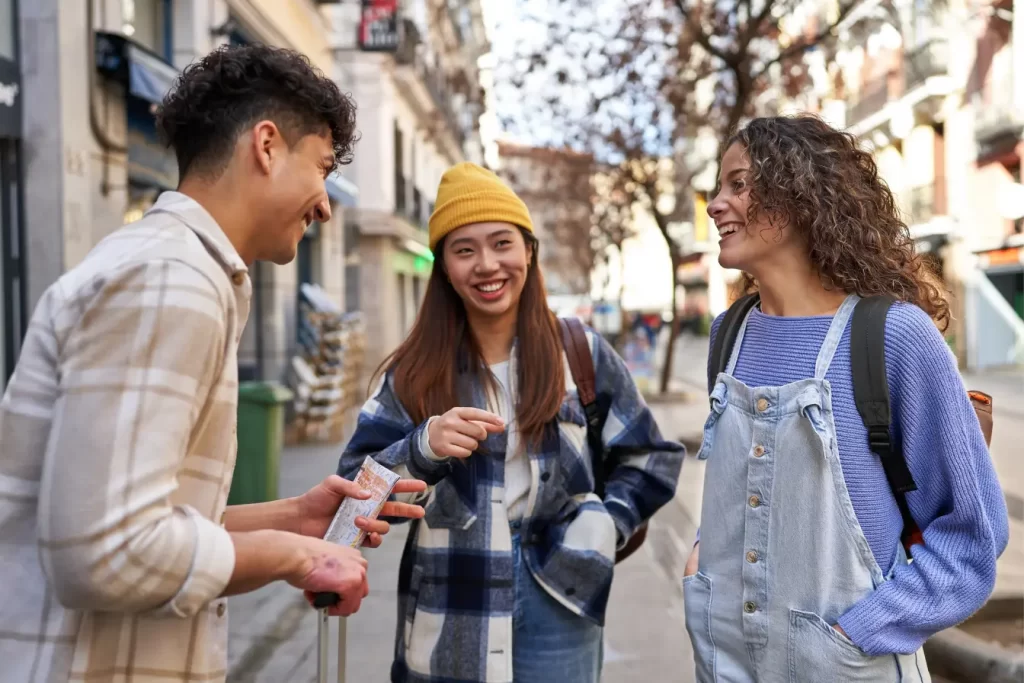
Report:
322,0,489,372
18,0,355,385
824,0,1024,369
496,142,595,300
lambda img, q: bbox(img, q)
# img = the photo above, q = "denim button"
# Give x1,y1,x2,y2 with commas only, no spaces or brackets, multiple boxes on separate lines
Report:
748,495,760,508
540,472,551,482
744,601,757,613
746,550,759,563
753,445,765,458
756,398,769,412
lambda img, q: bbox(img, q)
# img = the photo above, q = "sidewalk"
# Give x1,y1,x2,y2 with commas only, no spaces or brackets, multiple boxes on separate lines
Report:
226,434,701,682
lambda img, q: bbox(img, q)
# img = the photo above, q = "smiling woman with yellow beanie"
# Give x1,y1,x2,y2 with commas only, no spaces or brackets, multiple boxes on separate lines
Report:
336,162,684,683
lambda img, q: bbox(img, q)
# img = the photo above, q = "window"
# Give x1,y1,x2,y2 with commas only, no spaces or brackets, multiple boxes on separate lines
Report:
394,121,406,213
397,273,407,333
413,275,422,309
1,139,24,392
0,0,14,62
122,0,173,61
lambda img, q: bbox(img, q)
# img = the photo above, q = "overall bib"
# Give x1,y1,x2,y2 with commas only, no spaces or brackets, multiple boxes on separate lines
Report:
684,295,930,682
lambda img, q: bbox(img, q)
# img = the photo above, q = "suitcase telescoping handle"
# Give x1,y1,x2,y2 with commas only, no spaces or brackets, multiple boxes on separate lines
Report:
317,609,348,683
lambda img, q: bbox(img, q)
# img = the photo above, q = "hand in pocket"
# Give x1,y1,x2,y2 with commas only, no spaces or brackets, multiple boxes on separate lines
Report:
684,541,699,577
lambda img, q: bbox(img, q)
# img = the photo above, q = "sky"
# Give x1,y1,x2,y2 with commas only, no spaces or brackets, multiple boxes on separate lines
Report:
478,0,677,310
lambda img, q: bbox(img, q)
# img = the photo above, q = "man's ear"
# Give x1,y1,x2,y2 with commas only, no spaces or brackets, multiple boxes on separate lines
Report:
251,120,283,175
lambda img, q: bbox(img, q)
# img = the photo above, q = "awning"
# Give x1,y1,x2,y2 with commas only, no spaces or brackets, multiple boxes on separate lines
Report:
326,171,359,207
95,32,179,105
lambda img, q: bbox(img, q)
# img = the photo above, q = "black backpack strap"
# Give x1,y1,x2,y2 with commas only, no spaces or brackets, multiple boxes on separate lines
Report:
851,296,920,546
708,293,760,399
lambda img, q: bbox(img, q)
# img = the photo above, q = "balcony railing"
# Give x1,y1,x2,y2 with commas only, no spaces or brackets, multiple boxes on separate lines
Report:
907,183,934,226
391,15,473,152
975,92,1024,146
846,77,891,126
904,38,949,92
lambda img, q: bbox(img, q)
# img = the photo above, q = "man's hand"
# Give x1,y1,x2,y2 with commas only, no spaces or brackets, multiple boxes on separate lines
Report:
427,407,505,458
294,474,427,545
287,538,370,617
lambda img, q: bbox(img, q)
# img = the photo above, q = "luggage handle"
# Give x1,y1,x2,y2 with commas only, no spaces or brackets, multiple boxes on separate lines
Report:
317,609,348,683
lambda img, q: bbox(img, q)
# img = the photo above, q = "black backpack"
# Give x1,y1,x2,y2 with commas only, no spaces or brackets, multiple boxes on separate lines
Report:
709,293,993,555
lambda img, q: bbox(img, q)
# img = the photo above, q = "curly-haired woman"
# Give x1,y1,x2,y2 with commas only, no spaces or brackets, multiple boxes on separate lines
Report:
683,116,1008,682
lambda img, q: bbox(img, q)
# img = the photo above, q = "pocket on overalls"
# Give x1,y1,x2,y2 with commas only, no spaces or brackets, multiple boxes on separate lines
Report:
696,383,728,461
682,572,716,682
787,610,899,683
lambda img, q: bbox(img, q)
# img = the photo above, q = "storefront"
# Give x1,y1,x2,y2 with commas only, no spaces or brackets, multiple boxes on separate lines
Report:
676,253,710,335
978,242,1024,319
95,31,180,223
0,0,25,391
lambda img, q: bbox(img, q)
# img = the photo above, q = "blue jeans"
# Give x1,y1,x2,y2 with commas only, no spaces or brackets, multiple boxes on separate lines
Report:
511,529,603,682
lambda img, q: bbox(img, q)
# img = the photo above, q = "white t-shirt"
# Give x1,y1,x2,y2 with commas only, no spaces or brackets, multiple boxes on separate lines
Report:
489,361,531,521
420,361,532,521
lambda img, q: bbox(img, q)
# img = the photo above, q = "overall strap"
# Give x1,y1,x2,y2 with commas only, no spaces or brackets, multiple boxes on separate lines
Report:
850,295,920,549
709,293,760,391
813,294,861,379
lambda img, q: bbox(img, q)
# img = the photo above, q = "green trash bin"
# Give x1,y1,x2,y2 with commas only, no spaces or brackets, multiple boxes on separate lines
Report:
229,381,294,506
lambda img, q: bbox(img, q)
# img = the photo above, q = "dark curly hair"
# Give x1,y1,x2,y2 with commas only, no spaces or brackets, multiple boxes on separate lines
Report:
727,115,950,331
156,44,357,179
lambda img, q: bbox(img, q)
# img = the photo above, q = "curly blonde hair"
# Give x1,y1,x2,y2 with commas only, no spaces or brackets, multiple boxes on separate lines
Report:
726,115,950,331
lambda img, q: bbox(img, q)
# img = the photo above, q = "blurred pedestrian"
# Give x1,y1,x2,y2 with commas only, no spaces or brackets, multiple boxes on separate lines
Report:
684,115,1009,682
338,162,684,683
0,44,424,683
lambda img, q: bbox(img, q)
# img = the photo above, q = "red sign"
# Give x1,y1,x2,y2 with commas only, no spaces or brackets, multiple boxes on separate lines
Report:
359,0,399,52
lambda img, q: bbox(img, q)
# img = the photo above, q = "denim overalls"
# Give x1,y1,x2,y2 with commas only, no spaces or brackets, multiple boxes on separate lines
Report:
685,295,931,682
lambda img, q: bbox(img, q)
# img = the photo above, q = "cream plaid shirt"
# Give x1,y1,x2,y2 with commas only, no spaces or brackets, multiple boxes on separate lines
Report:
0,192,250,682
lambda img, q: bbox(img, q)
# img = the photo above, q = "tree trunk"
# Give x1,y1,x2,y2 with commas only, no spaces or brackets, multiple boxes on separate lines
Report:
659,254,681,393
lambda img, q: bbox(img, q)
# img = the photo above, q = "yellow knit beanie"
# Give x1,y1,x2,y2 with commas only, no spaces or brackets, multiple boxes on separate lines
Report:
428,162,534,251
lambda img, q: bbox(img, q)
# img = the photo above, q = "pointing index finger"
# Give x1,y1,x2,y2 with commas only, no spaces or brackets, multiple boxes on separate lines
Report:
454,407,505,427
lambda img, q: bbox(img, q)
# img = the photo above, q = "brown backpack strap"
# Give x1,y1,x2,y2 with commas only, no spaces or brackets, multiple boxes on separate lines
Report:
557,316,649,564
969,391,994,446
559,317,596,406
558,317,603,495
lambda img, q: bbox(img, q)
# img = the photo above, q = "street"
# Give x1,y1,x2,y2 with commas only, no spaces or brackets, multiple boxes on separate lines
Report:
225,333,1023,682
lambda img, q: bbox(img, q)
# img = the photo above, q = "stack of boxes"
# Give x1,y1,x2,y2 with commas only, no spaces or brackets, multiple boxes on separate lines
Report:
289,284,367,442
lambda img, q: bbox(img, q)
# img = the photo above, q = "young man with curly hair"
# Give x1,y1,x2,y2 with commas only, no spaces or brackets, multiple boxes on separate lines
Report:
0,45,425,682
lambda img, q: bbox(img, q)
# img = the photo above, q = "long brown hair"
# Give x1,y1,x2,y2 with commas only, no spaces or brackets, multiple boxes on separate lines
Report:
725,115,950,330
373,230,565,445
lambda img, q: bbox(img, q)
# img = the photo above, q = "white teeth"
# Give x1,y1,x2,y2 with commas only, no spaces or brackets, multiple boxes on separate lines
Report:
478,282,504,292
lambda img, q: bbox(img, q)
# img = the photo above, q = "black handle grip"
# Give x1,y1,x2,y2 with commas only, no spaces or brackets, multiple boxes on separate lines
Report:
312,592,339,608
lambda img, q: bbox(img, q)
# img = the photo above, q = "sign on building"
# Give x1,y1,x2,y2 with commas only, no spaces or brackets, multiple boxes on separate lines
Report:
359,0,399,52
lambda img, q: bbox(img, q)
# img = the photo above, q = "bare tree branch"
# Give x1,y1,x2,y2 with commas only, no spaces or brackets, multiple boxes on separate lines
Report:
670,0,736,65
753,0,866,81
